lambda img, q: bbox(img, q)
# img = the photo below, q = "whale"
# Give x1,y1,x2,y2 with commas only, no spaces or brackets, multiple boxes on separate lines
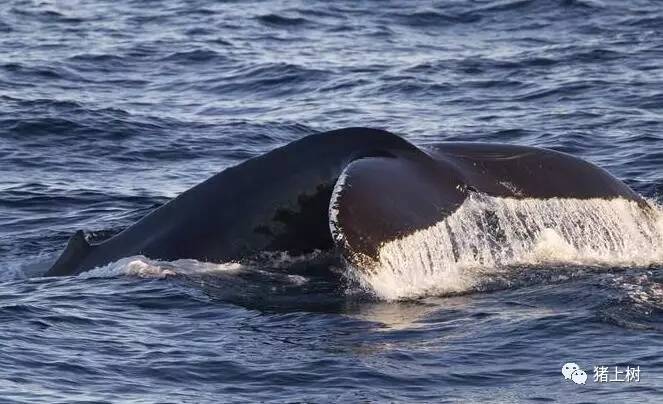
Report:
45,127,646,277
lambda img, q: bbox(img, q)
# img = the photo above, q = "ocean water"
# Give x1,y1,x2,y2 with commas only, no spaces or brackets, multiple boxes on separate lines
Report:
1,0,663,402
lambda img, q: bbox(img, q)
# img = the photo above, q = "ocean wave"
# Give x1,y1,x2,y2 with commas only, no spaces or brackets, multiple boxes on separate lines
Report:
599,271,663,330
0,18,12,33
256,14,311,27
1,62,87,83
8,6,85,24
474,0,602,15
394,10,482,27
159,49,228,64
203,62,332,97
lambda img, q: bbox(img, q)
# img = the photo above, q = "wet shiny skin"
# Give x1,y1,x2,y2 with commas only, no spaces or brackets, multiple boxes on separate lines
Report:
1,0,662,402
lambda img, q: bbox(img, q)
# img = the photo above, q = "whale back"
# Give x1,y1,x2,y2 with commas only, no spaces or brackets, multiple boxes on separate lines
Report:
45,128,419,276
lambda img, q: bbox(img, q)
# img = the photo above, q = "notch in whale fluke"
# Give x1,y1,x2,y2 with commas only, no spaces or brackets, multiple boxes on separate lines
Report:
47,230,94,277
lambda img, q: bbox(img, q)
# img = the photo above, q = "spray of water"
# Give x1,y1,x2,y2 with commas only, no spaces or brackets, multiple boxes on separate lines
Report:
78,256,245,279
357,195,663,300
76,250,327,288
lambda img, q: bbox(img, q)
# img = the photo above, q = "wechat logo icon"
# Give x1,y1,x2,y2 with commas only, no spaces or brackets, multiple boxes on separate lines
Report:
562,362,587,385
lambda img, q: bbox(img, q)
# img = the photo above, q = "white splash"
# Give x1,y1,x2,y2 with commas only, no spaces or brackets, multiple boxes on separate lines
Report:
79,256,245,279
358,195,663,300
76,250,324,283
0,261,28,281
0,253,59,281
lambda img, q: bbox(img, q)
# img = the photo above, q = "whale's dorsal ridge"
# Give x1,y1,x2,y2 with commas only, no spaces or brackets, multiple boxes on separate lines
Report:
48,230,95,277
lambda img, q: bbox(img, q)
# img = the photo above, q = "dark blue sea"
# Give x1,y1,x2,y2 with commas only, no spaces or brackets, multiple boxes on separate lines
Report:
1,0,662,402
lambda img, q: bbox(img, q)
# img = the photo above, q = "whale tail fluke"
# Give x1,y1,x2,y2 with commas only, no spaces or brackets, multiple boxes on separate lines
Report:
329,154,468,269
46,230,94,277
